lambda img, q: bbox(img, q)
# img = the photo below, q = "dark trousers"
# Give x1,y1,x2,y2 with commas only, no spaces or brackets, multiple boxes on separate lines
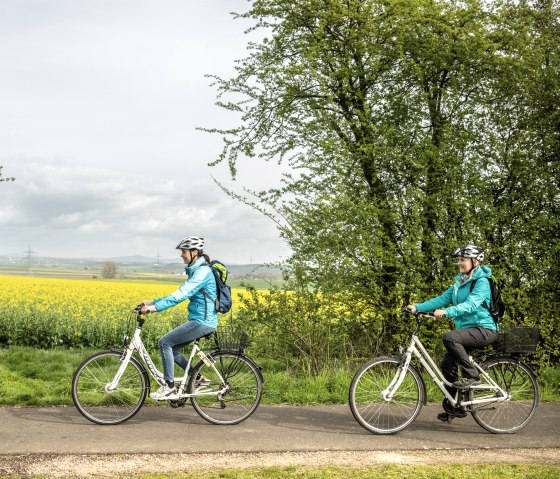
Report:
441,327,499,396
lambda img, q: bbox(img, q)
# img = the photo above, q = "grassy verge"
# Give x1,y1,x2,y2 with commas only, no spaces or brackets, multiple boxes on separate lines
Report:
0,347,559,406
85,465,560,479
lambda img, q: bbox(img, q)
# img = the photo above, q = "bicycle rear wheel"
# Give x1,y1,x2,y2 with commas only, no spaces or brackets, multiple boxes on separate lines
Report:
72,350,148,425
470,357,539,434
349,356,425,434
189,352,263,425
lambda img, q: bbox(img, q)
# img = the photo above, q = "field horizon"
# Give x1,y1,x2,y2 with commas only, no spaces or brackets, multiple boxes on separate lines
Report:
0,255,284,287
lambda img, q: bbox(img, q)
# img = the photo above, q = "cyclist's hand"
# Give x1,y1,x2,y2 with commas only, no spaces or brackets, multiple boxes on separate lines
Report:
434,309,446,318
137,300,156,314
406,305,417,314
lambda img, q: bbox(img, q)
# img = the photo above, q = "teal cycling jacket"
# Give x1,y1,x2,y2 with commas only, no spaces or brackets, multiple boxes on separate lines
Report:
153,256,218,328
414,265,497,331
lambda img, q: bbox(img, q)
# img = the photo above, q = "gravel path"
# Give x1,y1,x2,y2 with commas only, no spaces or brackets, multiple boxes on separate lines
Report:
2,403,559,477
1,448,559,478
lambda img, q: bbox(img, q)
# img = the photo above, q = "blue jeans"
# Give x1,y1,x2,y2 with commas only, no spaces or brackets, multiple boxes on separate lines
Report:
158,321,215,383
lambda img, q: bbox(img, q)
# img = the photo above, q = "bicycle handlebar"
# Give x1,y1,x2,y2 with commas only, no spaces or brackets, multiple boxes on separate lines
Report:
401,308,435,318
133,304,154,318
401,308,435,336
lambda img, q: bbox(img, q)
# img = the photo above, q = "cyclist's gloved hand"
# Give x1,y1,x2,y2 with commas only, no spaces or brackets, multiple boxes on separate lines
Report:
406,305,417,313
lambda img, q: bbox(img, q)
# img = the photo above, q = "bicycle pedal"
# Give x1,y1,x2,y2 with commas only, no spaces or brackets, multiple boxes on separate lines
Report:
437,410,466,423
168,398,187,408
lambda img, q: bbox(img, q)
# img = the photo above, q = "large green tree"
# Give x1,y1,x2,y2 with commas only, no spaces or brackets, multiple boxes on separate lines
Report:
208,0,560,364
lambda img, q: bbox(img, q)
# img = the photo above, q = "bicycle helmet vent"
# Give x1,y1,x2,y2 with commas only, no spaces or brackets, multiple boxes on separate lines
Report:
451,244,484,262
176,236,205,250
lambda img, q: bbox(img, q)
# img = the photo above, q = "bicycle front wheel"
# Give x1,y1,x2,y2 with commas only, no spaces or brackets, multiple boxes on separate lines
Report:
189,352,263,425
470,357,539,434
349,356,425,434
72,350,148,425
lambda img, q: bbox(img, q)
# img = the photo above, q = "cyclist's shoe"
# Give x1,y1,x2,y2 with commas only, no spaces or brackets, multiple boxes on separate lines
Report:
439,398,467,422
437,410,467,422
149,385,179,400
452,377,481,389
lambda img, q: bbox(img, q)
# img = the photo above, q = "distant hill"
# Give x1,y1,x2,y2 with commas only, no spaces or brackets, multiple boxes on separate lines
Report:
108,255,164,263
0,254,284,280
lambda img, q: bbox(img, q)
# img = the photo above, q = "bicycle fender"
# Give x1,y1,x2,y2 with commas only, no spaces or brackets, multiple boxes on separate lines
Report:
237,354,264,383
390,355,428,406
481,356,539,380
208,352,264,383
108,348,150,385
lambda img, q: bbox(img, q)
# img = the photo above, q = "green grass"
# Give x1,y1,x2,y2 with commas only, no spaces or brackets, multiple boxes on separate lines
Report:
89,465,560,479
539,366,560,401
0,346,559,406
0,347,79,405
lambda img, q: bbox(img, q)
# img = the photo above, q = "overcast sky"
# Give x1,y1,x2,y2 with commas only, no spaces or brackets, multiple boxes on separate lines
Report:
0,0,290,264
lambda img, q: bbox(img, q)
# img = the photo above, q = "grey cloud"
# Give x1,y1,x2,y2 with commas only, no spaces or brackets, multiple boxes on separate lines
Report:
0,1,289,263
0,159,290,263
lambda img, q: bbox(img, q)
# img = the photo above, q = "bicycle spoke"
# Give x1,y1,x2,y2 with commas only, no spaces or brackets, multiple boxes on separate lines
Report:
471,358,539,433
72,351,147,425
349,356,424,434
190,352,263,425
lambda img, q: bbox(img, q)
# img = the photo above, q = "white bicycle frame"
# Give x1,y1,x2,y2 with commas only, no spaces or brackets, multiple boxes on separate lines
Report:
383,323,510,409
106,322,228,398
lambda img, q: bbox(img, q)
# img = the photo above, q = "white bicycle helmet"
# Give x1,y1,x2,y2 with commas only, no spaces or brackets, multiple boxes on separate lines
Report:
451,244,484,262
176,236,205,250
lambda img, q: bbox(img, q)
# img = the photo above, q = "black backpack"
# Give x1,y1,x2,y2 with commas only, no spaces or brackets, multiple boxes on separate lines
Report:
470,277,505,323
201,260,232,314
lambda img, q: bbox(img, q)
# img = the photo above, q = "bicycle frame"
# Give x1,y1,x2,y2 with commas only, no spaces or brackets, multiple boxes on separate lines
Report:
107,318,228,398
384,314,510,409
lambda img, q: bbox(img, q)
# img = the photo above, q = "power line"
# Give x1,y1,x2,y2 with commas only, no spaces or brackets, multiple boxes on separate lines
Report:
154,251,161,277
24,245,37,276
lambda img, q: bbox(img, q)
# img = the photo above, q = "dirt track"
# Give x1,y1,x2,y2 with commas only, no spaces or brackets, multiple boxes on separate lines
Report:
2,448,559,478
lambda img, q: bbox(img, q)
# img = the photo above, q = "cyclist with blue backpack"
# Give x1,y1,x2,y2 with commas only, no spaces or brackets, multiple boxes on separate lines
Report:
407,245,499,422
140,236,218,400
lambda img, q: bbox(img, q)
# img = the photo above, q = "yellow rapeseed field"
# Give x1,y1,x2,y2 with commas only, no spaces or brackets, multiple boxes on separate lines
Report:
0,275,246,350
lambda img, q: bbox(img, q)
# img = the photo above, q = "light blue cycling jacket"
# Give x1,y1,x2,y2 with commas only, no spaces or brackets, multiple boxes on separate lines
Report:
153,256,218,328
414,265,497,331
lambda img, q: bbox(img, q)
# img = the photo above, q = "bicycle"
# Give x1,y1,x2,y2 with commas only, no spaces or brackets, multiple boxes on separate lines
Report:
349,309,540,435
72,307,264,426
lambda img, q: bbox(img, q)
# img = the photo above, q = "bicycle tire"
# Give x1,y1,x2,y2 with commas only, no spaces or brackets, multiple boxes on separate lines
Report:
189,351,263,425
349,356,425,434
470,357,539,434
72,350,148,425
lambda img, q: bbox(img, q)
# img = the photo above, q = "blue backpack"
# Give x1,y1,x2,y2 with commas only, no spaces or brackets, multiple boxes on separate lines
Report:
201,260,232,314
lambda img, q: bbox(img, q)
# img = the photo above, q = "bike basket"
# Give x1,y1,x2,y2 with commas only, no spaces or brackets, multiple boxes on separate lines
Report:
494,326,540,353
214,327,249,352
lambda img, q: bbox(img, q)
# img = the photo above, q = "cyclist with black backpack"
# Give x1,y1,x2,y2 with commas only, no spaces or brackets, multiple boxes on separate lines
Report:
407,245,499,422
139,236,218,400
